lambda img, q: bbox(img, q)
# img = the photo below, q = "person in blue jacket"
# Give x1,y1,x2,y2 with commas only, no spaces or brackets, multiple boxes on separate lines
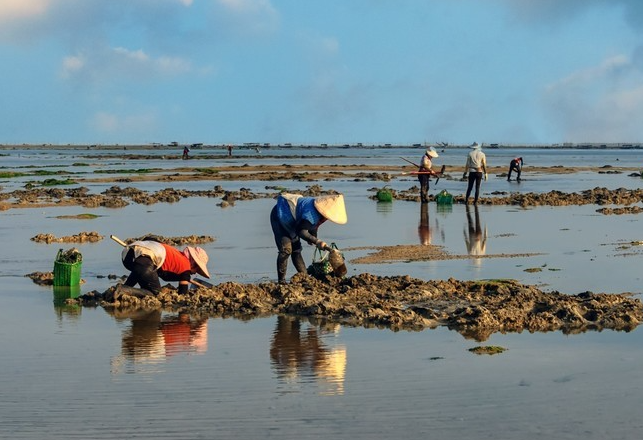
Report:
270,193,348,283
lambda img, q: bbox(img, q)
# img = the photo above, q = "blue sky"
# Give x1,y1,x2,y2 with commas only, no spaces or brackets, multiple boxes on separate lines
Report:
1,0,643,146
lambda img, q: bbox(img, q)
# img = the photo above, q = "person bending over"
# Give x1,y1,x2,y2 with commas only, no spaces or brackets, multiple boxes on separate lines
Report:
121,240,211,295
270,193,347,284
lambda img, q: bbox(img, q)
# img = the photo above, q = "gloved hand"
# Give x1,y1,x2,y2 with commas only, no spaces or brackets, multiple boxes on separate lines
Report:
484,173,488,181
316,241,328,250
462,172,467,180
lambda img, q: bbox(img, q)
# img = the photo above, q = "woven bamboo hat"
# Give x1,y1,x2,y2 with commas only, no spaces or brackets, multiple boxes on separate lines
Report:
426,147,439,158
184,246,211,278
314,194,348,225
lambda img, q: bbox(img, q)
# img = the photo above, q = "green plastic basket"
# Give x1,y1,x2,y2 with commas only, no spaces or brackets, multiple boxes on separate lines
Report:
53,250,82,286
376,187,393,202
436,190,453,205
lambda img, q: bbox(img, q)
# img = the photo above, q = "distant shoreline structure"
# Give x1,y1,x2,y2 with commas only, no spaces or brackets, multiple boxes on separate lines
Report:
1,142,642,150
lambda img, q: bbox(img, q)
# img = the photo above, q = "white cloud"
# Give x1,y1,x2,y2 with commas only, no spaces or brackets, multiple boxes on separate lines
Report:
60,46,194,82
91,111,158,134
543,54,643,142
211,0,279,36
0,0,50,22
546,55,630,91
60,55,85,79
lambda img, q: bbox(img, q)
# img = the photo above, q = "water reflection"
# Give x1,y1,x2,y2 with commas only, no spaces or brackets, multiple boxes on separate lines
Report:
418,203,445,245
109,310,208,374
376,200,393,214
53,285,81,322
270,316,346,395
418,203,431,245
464,205,487,266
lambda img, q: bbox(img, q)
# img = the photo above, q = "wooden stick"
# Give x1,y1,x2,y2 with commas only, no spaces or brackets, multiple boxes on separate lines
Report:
110,235,128,247
400,156,420,168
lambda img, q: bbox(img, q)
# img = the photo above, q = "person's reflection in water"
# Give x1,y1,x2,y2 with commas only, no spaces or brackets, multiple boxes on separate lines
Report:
418,202,432,245
160,312,208,357
109,310,208,374
270,316,346,395
464,204,487,266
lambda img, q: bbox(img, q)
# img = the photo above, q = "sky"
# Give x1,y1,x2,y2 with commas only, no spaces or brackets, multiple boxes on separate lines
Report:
2,0,643,146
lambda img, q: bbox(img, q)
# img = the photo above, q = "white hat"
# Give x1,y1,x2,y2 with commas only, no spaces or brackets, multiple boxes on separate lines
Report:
425,148,439,158
470,142,481,149
184,246,211,278
314,194,348,225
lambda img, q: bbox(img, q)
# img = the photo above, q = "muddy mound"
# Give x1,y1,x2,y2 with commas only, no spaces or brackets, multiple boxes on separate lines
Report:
79,273,642,341
31,231,103,243
371,186,643,207
126,234,215,246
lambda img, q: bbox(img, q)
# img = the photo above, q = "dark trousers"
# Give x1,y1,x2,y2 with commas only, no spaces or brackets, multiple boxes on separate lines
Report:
122,248,161,294
418,174,430,203
508,163,521,181
270,206,307,282
465,172,483,204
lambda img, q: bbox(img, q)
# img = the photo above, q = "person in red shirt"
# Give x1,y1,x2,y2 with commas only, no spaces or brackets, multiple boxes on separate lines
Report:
121,240,211,295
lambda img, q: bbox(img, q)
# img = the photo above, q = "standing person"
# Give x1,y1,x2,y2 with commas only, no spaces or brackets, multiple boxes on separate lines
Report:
463,142,488,205
507,157,523,182
227,145,233,157
270,193,348,284
418,147,439,203
120,240,211,295
182,146,190,160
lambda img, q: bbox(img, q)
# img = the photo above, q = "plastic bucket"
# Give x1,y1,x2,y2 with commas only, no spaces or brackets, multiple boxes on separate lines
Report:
53,261,82,286
436,190,453,205
376,189,393,202
53,249,82,286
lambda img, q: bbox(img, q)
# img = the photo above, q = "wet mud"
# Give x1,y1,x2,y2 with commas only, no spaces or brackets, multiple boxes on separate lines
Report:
372,185,643,210
31,231,104,244
0,183,340,210
348,244,542,264
12,160,643,341
3,180,643,212
72,273,643,342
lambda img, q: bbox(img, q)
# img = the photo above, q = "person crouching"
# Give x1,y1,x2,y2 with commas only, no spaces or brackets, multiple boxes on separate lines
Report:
121,240,211,295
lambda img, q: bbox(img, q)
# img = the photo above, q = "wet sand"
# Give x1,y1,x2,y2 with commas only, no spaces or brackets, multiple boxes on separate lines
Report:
2,163,643,210
69,273,642,342
9,159,643,338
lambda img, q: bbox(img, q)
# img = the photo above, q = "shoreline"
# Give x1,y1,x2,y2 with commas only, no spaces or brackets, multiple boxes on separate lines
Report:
2,143,643,151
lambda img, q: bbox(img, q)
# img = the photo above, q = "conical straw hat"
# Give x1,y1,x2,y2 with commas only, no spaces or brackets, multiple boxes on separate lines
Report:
314,194,347,224
184,246,211,278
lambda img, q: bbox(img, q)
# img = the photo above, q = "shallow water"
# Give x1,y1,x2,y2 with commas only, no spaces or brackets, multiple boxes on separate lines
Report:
2,146,643,439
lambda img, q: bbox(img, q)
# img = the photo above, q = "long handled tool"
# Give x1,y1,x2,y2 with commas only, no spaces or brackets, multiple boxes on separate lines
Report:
109,235,210,289
400,156,421,168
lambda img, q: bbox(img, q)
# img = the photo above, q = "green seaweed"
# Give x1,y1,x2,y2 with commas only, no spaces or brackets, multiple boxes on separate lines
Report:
55,213,101,220
468,346,507,355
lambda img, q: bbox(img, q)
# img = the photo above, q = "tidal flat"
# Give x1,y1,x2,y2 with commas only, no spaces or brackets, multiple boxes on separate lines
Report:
1,145,643,439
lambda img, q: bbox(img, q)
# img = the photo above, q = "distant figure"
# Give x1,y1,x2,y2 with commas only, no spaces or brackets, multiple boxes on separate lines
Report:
255,147,261,154
418,147,439,203
227,145,233,157
507,157,523,182
182,146,190,160
463,142,488,205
